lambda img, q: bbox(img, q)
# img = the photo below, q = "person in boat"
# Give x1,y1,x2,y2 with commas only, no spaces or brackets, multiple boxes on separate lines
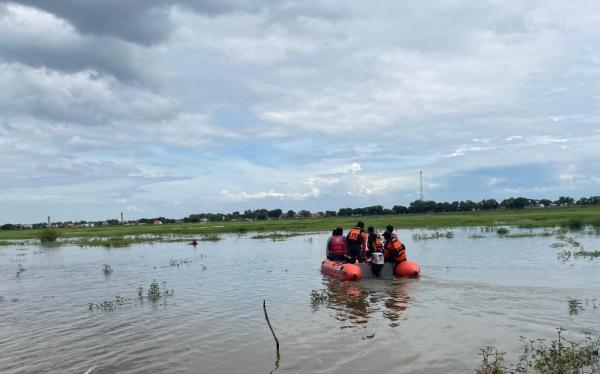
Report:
346,221,367,263
366,226,385,277
326,227,348,261
366,226,383,258
383,226,407,264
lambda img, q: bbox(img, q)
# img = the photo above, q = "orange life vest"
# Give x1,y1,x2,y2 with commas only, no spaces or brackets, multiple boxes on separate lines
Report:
373,236,383,252
347,227,363,242
329,236,346,256
384,235,406,262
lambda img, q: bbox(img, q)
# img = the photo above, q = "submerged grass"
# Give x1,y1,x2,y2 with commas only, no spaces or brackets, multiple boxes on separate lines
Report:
251,232,312,241
476,328,600,374
412,231,454,240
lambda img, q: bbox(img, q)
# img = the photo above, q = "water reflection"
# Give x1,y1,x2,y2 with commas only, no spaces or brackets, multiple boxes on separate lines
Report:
311,279,415,328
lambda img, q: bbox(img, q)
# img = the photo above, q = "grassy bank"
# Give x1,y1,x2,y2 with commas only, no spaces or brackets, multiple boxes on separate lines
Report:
1,206,599,241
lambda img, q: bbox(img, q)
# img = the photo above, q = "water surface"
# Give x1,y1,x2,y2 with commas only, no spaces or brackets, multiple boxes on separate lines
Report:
1,228,599,373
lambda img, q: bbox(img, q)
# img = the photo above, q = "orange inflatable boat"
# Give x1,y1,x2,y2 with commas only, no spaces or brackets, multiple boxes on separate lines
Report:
321,259,420,281
321,259,363,281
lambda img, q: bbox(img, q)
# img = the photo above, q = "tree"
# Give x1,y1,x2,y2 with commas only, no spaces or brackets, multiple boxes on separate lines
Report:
555,196,574,206
286,210,296,218
479,199,499,210
268,209,282,219
392,205,408,214
254,209,269,220
325,210,337,217
299,209,311,218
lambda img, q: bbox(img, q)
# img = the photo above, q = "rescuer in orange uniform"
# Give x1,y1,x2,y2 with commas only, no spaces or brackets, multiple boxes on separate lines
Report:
346,221,367,263
366,226,383,258
326,227,348,261
383,225,407,263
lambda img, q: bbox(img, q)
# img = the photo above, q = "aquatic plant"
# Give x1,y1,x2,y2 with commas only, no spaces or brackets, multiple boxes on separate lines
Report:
251,232,310,241
169,259,192,267
103,264,113,274
496,227,510,236
476,329,600,373
199,234,222,241
39,229,59,242
144,280,174,301
557,250,572,262
412,231,454,240
88,296,129,312
573,250,600,259
568,298,584,315
310,289,329,306
469,234,487,239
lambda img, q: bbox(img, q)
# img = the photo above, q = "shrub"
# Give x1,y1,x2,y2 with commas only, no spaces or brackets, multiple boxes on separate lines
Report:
496,227,509,235
39,229,59,242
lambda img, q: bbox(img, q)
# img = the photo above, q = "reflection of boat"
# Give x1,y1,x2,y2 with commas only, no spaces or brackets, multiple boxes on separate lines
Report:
311,278,416,328
321,259,420,281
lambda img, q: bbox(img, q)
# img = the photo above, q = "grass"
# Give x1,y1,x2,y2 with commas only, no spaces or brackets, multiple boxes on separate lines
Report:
3,206,600,241
476,328,600,373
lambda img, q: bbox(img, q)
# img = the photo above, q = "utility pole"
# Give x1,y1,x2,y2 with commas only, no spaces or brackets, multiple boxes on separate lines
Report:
120,212,124,224
47,216,51,227
419,171,424,201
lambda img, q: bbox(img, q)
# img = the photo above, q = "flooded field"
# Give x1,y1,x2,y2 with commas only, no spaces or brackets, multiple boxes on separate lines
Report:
1,228,599,373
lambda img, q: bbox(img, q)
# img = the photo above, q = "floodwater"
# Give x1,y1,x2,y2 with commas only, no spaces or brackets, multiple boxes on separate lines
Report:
1,228,599,373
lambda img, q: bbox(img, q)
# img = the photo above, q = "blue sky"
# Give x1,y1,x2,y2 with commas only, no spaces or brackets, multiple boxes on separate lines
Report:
1,1,600,223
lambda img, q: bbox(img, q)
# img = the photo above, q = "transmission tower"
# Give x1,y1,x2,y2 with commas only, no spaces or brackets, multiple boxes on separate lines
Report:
419,171,424,201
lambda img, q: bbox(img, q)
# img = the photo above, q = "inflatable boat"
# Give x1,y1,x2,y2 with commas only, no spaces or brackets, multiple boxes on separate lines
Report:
321,259,420,281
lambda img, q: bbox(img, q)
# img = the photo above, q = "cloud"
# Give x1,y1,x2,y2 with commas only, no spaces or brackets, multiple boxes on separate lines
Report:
338,163,362,174
0,3,155,83
3,0,600,221
0,63,177,125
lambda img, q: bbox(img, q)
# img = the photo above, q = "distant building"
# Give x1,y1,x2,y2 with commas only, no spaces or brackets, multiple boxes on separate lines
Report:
153,220,163,225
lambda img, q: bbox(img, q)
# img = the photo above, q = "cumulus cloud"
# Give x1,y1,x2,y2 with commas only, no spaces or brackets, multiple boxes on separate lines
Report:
3,0,600,221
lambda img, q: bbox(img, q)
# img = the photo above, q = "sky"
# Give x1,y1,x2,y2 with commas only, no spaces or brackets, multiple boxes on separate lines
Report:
1,1,600,223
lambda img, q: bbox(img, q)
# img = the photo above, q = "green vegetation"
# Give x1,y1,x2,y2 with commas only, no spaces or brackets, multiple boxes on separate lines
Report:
251,232,312,241
412,231,454,240
139,280,174,302
574,250,600,259
39,229,59,242
469,234,487,239
476,329,600,373
568,298,584,315
88,296,129,312
198,234,222,241
2,206,600,241
496,227,510,235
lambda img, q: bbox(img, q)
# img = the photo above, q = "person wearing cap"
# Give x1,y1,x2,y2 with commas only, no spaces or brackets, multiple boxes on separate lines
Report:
326,227,348,261
346,221,367,263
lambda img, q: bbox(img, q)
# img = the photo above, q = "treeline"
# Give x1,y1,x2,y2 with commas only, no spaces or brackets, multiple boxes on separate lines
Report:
181,195,600,222
2,195,600,229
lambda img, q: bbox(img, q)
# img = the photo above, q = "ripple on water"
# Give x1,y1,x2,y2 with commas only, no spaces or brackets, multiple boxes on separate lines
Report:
1,230,600,373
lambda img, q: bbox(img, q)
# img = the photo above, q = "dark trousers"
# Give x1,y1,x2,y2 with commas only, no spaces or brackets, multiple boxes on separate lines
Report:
347,247,364,263
327,253,348,262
